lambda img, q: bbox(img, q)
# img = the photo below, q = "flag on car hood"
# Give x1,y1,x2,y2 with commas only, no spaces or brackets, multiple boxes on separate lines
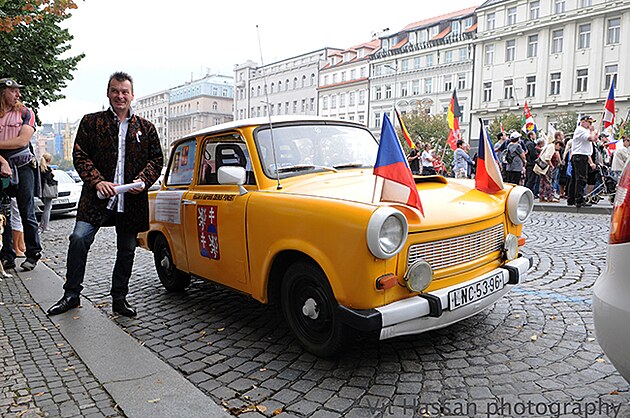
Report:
475,120,505,194
374,114,424,215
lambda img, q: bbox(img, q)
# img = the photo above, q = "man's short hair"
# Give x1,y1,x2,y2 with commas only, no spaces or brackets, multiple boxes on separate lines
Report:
496,132,505,140
108,71,134,92
456,139,464,148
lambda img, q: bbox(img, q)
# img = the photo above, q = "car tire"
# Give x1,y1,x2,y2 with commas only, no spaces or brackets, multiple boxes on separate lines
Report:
153,234,191,292
280,261,348,357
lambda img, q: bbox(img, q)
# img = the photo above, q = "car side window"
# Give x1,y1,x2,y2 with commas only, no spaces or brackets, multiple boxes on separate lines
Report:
199,139,255,185
166,139,197,186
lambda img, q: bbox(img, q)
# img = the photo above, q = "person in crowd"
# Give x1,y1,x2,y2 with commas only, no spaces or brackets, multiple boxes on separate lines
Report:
47,72,163,317
524,131,540,195
494,131,508,176
407,140,421,175
39,152,56,233
421,142,436,176
505,131,526,185
452,139,472,178
10,199,25,257
568,115,597,208
611,136,629,181
537,138,564,202
587,134,606,195
0,78,42,271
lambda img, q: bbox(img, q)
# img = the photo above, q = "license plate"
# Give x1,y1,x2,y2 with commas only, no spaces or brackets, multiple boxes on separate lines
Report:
448,272,505,310
55,198,69,204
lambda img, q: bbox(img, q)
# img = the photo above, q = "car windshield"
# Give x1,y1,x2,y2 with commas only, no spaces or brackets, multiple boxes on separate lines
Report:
53,170,77,184
255,123,378,178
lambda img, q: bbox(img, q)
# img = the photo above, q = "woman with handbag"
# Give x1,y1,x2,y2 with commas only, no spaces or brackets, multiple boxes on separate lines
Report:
39,152,57,233
536,135,564,202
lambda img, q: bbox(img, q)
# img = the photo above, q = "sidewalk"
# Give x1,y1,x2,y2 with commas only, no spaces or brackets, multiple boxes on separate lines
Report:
533,197,613,215
0,263,228,418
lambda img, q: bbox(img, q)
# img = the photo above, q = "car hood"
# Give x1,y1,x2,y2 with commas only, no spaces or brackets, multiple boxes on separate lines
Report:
274,171,510,230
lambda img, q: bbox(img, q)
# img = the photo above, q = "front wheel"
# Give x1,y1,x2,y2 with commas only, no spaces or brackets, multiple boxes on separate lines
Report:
153,234,191,292
280,261,348,357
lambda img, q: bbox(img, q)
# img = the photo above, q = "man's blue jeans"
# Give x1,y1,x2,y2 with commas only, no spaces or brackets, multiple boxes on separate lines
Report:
1,163,42,261
63,213,138,300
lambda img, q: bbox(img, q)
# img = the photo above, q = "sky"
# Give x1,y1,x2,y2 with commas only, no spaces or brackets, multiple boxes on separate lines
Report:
38,0,479,123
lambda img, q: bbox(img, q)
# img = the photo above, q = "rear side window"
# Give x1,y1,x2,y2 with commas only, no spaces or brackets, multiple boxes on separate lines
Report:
166,139,197,186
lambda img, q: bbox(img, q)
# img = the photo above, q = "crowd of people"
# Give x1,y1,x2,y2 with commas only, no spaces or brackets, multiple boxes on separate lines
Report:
406,116,629,208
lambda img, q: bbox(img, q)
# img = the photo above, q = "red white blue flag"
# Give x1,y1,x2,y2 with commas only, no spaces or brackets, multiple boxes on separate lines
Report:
603,79,616,130
374,114,424,215
475,120,505,194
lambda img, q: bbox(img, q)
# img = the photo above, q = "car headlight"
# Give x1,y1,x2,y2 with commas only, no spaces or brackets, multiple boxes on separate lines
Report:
504,233,519,260
507,186,534,225
405,259,433,292
366,207,408,259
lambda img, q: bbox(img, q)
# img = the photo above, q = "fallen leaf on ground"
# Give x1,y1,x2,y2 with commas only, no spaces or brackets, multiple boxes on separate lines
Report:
530,334,538,341
147,398,160,403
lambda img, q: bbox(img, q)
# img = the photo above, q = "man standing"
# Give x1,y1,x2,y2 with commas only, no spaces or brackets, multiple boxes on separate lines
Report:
0,78,42,271
494,131,508,175
524,131,540,194
407,140,421,175
568,115,597,208
47,72,163,317
452,139,472,178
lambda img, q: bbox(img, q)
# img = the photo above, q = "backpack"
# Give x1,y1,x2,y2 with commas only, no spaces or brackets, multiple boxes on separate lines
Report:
506,150,514,164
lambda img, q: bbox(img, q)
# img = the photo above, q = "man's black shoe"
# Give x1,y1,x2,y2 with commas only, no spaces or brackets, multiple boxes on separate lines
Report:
577,202,592,208
567,201,575,206
2,259,16,269
112,299,137,317
47,295,80,315
20,256,39,271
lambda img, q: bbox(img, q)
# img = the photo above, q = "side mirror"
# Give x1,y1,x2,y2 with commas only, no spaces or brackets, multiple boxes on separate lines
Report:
217,166,248,195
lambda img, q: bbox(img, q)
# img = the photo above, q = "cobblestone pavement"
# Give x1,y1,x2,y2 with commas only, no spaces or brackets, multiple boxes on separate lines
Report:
33,212,630,417
0,262,124,417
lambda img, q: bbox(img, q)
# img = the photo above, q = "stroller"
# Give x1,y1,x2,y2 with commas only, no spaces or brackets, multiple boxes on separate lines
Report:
584,165,617,204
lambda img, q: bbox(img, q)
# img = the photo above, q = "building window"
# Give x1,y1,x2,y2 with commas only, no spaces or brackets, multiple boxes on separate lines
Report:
444,75,453,92
339,94,345,108
507,7,517,25
483,82,492,102
426,54,434,66
550,72,561,95
505,39,516,62
412,80,420,95
487,12,496,30
464,17,474,29
459,47,468,61
551,29,563,53
349,92,356,106
504,79,514,100
457,73,466,90
452,20,461,36
359,90,366,105
350,69,356,80
445,50,453,63
555,0,565,13
485,44,494,65
526,76,536,97
385,85,392,99
578,24,591,49
527,35,538,58
424,78,433,94
607,18,621,45
322,97,328,110
301,99,307,112
401,81,408,97
604,64,618,90
414,57,421,69
375,86,382,100
374,112,382,129
310,98,315,111
580,0,592,6
331,95,337,109
401,59,409,71
530,1,540,19
576,69,588,92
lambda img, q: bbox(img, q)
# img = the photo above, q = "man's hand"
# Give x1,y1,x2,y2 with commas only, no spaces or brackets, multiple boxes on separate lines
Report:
95,181,118,198
0,162,11,178
128,178,145,195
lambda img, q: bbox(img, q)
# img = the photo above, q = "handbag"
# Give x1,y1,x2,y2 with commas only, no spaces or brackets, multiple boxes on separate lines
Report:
42,182,58,199
535,157,549,171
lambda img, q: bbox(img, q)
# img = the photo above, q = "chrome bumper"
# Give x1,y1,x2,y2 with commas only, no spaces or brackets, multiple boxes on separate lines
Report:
337,256,531,340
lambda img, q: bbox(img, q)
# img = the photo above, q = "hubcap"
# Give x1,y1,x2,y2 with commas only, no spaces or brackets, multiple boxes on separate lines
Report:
160,254,170,269
302,298,319,319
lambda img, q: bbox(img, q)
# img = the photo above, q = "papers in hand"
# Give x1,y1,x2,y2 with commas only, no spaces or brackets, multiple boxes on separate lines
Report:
97,181,145,199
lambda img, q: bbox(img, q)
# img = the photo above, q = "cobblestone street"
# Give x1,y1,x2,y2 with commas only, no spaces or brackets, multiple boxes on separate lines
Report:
2,210,629,417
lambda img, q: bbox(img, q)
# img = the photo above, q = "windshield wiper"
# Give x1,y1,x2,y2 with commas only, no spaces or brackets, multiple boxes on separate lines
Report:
276,164,338,173
333,162,371,169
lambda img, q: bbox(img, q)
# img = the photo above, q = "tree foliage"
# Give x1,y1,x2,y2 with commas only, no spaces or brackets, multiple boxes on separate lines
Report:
0,0,83,118
487,113,522,139
396,104,452,168
551,111,579,138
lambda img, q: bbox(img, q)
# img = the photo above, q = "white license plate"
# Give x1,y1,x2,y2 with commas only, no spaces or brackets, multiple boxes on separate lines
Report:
55,198,69,204
448,272,505,310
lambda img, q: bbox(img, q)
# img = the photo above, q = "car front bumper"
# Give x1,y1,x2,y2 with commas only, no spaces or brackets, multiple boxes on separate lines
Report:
593,242,630,383
338,256,531,340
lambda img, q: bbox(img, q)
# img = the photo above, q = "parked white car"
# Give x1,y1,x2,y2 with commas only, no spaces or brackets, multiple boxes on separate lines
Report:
35,169,82,215
593,161,630,383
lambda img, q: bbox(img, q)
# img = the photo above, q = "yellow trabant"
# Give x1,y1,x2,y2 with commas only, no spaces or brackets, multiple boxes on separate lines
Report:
139,116,533,356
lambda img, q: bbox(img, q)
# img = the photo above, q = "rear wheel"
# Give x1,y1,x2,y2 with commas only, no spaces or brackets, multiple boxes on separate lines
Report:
280,261,348,357
153,235,191,292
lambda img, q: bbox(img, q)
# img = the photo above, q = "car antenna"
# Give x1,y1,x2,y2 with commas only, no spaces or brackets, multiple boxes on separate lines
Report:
256,25,282,190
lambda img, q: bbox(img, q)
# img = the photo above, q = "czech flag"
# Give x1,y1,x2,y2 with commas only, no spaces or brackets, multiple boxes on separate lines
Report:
475,120,505,194
394,108,414,149
521,101,537,133
374,114,424,215
603,79,615,130
446,90,462,151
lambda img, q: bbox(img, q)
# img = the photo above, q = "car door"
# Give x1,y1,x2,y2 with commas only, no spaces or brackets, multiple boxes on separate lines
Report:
181,134,254,294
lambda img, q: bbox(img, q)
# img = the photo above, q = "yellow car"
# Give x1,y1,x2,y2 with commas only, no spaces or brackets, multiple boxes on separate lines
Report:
139,116,533,356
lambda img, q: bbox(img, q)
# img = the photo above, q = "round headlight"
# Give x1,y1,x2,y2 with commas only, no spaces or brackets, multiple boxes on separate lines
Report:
405,259,433,292
507,186,534,225
367,207,408,259
504,233,519,261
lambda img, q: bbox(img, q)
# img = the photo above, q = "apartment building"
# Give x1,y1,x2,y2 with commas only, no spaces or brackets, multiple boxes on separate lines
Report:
135,90,170,153
472,0,630,137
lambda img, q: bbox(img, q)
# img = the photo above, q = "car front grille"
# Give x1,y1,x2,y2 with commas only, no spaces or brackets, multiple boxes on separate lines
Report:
407,223,505,271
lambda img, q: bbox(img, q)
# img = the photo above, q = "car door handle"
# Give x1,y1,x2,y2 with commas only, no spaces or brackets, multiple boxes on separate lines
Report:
182,199,197,206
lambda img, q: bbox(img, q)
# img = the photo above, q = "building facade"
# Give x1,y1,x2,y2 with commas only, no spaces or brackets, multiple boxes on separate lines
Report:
234,48,342,120
318,41,379,125
135,90,170,153
472,0,630,138
369,8,478,139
